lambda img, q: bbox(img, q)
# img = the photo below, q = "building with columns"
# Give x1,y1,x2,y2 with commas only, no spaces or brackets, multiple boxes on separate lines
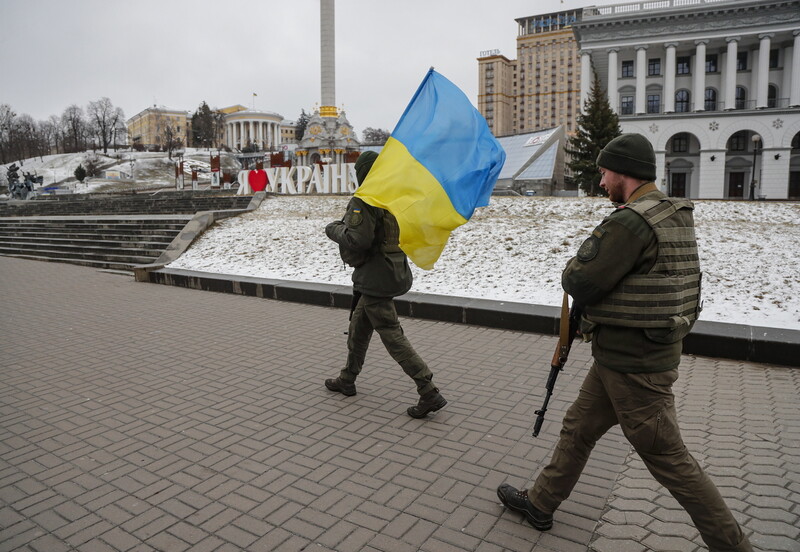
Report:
220,105,284,151
573,0,800,199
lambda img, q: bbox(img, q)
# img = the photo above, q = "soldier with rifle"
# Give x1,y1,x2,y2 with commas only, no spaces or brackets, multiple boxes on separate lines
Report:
497,134,752,552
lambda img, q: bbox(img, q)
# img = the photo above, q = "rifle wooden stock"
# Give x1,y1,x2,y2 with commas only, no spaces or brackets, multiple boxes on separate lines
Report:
533,293,582,437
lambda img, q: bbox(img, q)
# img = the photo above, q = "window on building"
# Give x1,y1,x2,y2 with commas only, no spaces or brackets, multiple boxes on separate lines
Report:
735,86,747,109
705,88,717,111
736,52,748,71
672,133,689,152
621,60,634,78
677,56,691,75
647,94,661,114
675,90,690,112
620,96,634,115
768,85,778,108
648,58,661,76
729,130,748,151
705,54,718,73
769,48,779,68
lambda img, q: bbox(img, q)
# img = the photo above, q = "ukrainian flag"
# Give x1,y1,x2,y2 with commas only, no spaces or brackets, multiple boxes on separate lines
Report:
355,69,506,270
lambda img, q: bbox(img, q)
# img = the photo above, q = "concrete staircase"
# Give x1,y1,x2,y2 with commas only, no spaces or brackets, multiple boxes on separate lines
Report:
0,192,266,271
0,216,193,270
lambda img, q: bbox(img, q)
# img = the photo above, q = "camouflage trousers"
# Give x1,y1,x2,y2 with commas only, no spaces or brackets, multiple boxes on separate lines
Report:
528,362,752,552
340,294,435,396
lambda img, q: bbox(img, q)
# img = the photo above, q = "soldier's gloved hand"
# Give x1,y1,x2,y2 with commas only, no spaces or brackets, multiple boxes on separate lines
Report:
325,221,343,239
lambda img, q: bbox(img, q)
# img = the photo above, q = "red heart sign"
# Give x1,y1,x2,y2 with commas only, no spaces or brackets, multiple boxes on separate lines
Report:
248,170,267,192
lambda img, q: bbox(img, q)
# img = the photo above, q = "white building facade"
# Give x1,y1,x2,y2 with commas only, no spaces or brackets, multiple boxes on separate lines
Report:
224,110,283,151
573,0,800,199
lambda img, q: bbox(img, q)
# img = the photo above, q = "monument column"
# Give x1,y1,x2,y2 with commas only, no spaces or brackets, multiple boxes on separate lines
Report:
320,0,338,118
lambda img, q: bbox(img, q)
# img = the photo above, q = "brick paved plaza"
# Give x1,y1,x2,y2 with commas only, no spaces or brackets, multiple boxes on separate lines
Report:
1,257,798,551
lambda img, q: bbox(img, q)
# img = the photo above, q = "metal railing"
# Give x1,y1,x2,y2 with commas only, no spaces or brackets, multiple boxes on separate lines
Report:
584,0,736,18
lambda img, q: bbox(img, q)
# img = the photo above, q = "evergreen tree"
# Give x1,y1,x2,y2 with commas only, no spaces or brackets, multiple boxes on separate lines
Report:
295,109,310,141
74,164,86,183
566,71,621,196
191,102,216,148
84,155,100,177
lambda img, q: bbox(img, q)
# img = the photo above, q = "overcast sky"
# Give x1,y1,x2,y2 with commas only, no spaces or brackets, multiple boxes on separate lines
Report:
1,0,617,134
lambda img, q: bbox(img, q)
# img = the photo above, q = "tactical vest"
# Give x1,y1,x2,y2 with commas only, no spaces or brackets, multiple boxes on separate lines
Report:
379,211,403,255
583,197,702,333
340,207,402,267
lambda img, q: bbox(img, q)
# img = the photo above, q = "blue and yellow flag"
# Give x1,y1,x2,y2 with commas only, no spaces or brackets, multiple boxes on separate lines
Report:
355,69,506,270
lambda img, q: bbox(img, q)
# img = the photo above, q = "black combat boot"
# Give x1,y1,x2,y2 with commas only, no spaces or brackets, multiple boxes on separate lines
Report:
407,388,447,418
325,377,356,396
496,483,553,531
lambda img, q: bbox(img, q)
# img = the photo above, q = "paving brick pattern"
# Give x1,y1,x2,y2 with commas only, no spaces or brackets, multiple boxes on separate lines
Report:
1,257,798,552
592,356,800,552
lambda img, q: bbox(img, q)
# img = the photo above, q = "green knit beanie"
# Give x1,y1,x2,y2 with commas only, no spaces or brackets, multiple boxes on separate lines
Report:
596,133,656,181
354,151,379,186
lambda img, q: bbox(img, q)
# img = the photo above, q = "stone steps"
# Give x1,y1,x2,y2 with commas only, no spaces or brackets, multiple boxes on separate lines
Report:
0,216,190,270
0,192,264,271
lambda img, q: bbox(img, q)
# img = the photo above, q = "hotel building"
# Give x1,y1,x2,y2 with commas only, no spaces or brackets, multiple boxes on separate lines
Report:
478,9,583,138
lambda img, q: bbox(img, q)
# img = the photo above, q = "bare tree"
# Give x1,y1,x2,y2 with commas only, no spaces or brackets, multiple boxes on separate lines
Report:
61,104,87,153
87,97,124,154
361,127,390,145
152,110,182,159
14,114,39,162
211,110,225,148
46,114,64,154
0,104,16,163
35,119,55,160
111,108,126,149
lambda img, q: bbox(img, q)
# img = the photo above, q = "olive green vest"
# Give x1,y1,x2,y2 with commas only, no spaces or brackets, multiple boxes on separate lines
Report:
339,208,402,268
379,211,403,254
584,197,702,333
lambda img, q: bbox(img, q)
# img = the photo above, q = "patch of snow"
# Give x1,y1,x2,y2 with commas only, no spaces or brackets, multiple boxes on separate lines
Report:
168,195,800,330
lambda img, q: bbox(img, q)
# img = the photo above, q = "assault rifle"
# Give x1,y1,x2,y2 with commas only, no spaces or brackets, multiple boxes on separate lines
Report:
533,293,583,437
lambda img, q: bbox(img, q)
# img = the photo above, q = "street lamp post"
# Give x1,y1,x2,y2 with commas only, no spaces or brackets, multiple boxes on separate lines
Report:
666,161,671,197
749,133,760,200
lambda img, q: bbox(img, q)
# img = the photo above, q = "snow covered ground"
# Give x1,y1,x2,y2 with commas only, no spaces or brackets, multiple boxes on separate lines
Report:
168,195,800,330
